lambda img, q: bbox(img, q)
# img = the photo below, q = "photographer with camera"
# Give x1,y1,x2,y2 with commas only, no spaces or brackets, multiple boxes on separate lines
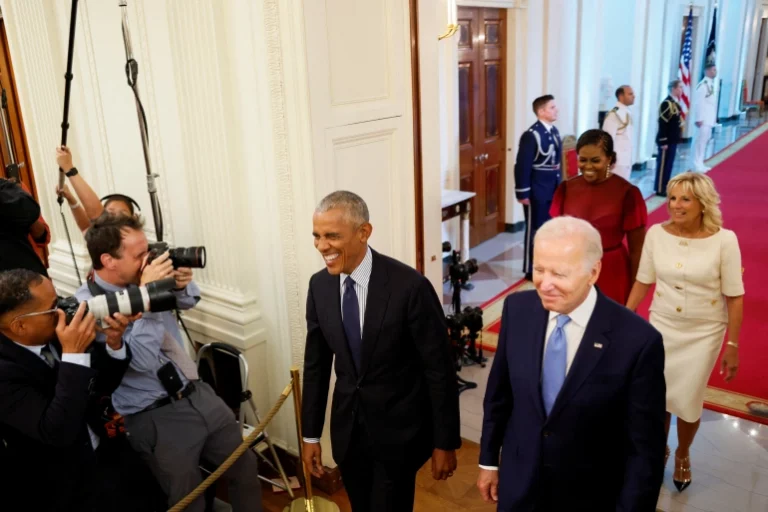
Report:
76,212,262,512
0,268,133,511
0,177,51,276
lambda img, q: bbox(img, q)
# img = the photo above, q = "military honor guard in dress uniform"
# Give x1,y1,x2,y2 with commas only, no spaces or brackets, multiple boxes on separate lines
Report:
514,95,562,280
655,80,684,196
692,65,718,172
601,85,635,181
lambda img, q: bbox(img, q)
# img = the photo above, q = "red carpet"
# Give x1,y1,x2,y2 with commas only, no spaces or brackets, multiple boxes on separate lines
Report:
638,127,768,425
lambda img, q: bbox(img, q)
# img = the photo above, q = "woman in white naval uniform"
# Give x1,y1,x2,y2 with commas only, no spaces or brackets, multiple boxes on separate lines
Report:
627,172,744,493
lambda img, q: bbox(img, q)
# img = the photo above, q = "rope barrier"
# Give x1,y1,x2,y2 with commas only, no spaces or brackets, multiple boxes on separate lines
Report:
167,380,294,511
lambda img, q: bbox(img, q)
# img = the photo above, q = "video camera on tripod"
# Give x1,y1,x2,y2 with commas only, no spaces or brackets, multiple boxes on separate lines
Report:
443,242,486,394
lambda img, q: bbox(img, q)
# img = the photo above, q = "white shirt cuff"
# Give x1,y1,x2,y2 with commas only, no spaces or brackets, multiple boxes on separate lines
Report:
106,343,127,360
479,465,498,471
303,438,321,443
61,353,91,367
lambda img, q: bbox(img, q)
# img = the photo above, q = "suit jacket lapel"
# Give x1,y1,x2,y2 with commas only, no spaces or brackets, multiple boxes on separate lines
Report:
322,272,358,377
0,336,53,374
546,293,612,424
530,302,549,421
358,251,390,381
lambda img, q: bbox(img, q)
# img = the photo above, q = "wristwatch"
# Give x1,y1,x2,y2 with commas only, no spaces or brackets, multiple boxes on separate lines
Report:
65,167,79,177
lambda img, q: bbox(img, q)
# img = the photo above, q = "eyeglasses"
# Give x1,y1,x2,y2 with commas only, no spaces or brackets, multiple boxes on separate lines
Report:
13,308,59,323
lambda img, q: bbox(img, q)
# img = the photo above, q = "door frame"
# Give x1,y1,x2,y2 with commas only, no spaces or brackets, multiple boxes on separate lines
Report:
410,0,425,275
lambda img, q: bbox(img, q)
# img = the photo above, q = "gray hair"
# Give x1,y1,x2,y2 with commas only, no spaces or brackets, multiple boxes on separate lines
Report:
0,269,44,317
535,216,603,272
668,79,682,92
315,190,370,227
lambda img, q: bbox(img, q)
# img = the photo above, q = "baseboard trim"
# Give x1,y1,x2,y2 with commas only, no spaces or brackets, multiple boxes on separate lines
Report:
505,221,525,233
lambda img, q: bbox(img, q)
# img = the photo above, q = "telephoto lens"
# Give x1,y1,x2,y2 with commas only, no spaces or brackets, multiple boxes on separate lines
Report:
57,277,178,326
147,242,206,269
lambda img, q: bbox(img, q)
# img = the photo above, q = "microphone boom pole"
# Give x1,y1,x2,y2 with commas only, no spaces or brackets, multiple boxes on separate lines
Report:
57,0,82,285
59,0,79,205
118,0,164,241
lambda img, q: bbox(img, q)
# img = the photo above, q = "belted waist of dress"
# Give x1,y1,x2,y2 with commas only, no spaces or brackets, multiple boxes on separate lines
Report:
533,164,561,171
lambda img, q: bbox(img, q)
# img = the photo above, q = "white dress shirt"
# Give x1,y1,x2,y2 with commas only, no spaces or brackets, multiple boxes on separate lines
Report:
14,341,127,451
304,246,373,444
479,286,598,470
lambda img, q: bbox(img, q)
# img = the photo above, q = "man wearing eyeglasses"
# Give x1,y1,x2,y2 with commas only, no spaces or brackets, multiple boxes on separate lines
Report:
0,269,133,511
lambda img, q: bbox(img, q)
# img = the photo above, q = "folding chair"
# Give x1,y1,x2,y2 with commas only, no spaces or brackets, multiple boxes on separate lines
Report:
196,342,295,503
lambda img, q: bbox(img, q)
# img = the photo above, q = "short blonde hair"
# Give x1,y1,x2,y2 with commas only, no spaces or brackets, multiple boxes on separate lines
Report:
666,172,723,233
535,216,603,272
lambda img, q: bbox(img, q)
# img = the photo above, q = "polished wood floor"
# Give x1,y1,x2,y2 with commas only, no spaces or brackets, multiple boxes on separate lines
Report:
261,440,495,512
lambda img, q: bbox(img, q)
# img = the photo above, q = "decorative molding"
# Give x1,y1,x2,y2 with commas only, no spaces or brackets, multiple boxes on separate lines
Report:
260,0,303,368
78,1,115,195
132,0,174,243
165,2,246,294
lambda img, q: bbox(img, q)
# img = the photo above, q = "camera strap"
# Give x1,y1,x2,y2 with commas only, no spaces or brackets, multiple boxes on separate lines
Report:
87,276,105,297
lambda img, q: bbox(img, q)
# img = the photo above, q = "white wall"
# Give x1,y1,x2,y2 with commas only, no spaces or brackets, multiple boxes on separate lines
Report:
601,1,637,91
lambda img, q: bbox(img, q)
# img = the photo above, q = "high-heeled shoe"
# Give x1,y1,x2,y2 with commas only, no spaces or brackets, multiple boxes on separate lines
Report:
673,454,692,491
664,446,670,467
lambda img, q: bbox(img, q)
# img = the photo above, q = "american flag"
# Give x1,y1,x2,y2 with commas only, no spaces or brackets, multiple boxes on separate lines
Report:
678,7,694,118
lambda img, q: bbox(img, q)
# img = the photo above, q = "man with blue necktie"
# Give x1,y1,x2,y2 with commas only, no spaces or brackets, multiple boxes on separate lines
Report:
302,191,461,512
477,216,666,511
514,95,563,281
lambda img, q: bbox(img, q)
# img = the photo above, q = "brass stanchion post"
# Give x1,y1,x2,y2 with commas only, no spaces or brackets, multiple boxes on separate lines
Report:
285,368,339,512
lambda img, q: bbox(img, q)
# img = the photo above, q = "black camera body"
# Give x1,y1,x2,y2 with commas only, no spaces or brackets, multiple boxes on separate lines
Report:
56,296,82,325
147,241,206,269
448,258,479,286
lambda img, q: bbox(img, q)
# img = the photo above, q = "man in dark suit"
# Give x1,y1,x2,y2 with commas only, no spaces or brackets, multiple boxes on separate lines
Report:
477,216,666,511
301,191,461,511
0,269,132,511
514,95,563,281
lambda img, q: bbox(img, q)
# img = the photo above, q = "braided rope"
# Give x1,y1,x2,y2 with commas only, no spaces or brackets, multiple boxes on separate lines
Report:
168,381,294,511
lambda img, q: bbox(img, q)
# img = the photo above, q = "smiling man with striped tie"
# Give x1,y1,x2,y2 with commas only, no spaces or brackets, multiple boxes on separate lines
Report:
477,216,666,511
302,191,461,512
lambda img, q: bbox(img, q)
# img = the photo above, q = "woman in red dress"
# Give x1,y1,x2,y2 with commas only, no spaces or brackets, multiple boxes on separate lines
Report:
550,129,647,303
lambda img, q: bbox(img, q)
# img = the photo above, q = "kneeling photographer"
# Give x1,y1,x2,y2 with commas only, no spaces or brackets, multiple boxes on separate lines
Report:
77,213,263,512
0,269,132,511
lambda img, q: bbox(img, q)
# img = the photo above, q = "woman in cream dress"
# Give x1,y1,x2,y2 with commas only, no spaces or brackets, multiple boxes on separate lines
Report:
627,172,744,492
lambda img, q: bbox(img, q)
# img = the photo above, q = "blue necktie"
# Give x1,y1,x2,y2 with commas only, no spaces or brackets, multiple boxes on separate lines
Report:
541,315,571,416
342,276,362,371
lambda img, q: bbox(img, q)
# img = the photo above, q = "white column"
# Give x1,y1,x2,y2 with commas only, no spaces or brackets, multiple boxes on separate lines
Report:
545,0,578,136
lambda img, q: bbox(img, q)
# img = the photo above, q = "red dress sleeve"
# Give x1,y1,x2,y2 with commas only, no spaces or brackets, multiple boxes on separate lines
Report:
550,182,567,217
622,185,648,232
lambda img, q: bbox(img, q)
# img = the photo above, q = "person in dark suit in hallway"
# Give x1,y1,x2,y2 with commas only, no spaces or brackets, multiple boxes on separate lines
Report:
0,269,131,511
476,216,666,511
514,95,563,281
301,190,461,511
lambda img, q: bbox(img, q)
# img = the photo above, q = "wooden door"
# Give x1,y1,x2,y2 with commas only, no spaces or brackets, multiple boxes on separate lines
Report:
0,18,47,264
0,19,37,194
457,7,506,248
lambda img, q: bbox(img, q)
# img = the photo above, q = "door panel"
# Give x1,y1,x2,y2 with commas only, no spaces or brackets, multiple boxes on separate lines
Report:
457,7,506,247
